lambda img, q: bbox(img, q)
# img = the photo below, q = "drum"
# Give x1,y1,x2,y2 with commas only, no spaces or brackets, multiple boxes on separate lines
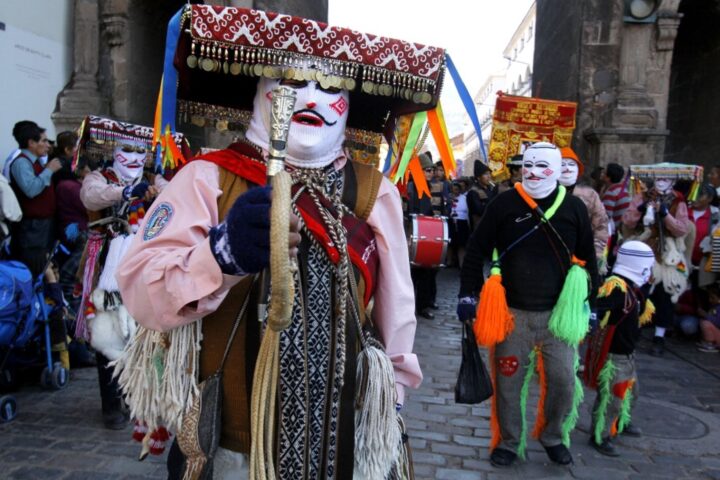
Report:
407,214,449,268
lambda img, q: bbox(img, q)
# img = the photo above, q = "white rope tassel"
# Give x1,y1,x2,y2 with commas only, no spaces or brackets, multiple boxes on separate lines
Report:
354,342,401,480
112,321,201,432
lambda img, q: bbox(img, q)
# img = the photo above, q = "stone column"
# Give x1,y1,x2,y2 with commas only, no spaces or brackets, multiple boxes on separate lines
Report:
52,0,108,133
100,0,130,120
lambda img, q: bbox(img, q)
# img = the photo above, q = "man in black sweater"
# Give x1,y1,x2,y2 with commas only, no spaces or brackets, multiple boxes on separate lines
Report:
458,142,598,467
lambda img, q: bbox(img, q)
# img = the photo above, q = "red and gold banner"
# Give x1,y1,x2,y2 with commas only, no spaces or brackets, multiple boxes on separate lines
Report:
488,93,577,178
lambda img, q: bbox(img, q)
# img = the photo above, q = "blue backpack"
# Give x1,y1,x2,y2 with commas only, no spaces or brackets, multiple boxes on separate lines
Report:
0,260,37,346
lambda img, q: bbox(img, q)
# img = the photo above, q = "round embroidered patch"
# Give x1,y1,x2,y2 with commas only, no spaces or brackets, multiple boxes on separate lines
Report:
143,202,173,241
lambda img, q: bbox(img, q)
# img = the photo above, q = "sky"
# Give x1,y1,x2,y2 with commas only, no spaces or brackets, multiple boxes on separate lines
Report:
329,0,535,138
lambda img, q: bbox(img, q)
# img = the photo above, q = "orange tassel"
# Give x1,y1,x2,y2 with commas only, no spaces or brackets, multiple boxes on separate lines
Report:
473,274,514,347
610,418,618,437
532,348,548,439
489,346,502,451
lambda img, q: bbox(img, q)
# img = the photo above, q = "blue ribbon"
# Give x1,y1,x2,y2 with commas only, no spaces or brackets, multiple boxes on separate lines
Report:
446,53,487,163
161,7,184,134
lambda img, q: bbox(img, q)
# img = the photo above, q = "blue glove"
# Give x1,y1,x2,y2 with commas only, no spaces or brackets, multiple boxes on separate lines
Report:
396,403,402,413
209,186,271,275
123,182,150,201
456,296,477,323
658,203,669,218
64,222,80,242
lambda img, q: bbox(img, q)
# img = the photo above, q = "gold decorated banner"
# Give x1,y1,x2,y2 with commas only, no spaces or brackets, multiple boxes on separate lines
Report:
488,93,577,178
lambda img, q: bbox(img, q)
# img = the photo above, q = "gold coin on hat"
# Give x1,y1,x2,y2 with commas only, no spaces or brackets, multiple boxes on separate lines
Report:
201,58,214,72
421,92,433,104
412,91,423,103
284,68,295,80
253,64,264,77
320,76,332,90
223,61,229,74
186,55,198,69
302,69,314,81
344,78,356,91
230,62,241,75
361,81,373,94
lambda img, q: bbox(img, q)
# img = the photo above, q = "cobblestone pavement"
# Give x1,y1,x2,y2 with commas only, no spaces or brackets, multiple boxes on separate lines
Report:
1,268,719,479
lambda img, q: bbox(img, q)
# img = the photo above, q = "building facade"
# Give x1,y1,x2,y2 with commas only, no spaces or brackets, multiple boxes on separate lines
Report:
462,2,536,177
533,0,719,172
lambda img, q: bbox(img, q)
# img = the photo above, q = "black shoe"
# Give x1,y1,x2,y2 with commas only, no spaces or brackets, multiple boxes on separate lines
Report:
589,436,620,457
621,423,642,437
650,336,665,356
490,448,517,467
543,444,573,465
103,409,129,430
419,309,435,319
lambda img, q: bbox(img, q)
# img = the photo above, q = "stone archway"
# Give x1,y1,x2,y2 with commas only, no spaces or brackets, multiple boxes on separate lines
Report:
665,0,720,169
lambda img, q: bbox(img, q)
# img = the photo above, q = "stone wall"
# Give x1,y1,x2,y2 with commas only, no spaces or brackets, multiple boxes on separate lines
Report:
665,0,720,169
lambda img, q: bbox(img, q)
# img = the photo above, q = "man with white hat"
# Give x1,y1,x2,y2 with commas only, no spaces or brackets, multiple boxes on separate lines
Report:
458,142,598,467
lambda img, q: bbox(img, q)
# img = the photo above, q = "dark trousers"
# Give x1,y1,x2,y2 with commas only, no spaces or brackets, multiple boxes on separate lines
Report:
411,267,437,311
96,351,122,413
650,283,674,329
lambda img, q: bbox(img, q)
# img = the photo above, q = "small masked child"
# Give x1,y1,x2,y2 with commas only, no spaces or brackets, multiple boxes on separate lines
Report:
584,241,656,456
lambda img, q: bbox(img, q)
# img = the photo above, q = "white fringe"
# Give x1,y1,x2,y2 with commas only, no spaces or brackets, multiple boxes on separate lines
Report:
112,320,202,432
98,234,134,292
354,344,401,480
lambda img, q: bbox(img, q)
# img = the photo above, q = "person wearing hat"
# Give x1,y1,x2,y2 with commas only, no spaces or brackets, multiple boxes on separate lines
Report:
559,147,609,273
458,142,598,467
584,240,656,456
622,170,691,356
467,160,497,230
408,152,443,319
498,154,524,193
114,5,439,478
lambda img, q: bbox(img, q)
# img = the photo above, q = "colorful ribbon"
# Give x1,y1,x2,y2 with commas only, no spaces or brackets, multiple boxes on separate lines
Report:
446,53,487,163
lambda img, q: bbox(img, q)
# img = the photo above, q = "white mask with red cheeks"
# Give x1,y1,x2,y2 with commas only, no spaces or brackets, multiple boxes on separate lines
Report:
521,142,562,199
559,159,579,187
654,178,674,195
245,77,349,169
112,140,146,182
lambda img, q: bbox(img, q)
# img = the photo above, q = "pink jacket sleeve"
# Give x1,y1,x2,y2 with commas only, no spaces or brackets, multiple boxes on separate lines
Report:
622,194,644,230
80,170,124,211
116,161,241,332
664,200,690,237
367,177,422,405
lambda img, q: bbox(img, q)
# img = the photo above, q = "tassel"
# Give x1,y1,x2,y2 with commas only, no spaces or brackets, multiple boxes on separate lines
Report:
354,342,402,480
473,274,514,347
639,299,656,326
560,352,584,447
531,349,547,439
616,382,634,434
598,276,627,298
549,260,590,345
517,349,537,460
593,358,616,445
132,420,148,443
488,346,502,451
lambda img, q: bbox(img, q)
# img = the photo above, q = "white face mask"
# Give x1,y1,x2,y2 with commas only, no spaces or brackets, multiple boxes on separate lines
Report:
655,178,673,195
245,77,349,169
559,159,579,187
112,142,146,182
521,142,562,199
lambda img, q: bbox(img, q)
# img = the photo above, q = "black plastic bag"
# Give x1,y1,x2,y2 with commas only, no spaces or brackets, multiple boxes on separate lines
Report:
455,322,493,404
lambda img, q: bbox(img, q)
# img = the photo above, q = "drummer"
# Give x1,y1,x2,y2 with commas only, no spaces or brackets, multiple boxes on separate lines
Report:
408,152,447,319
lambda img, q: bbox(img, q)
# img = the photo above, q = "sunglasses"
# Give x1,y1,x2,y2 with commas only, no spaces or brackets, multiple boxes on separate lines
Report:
120,145,147,154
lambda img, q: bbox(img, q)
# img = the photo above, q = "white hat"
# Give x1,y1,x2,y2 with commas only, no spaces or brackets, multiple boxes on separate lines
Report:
613,241,655,286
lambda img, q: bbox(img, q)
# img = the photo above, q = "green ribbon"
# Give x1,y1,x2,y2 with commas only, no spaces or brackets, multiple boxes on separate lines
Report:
392,110,427,183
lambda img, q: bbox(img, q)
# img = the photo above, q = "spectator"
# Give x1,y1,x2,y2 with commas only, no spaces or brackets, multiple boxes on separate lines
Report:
498,154,523,193
708,165,720,205
448,181,470,268
3,120,38,177
697,285,720,352
430,158,451,217
590,166,605,194
601,163,630,228
467,160,497,230
9,123,62,276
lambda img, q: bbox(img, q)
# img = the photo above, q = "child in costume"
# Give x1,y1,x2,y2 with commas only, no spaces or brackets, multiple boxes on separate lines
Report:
584,240,656,456
458,142,598,467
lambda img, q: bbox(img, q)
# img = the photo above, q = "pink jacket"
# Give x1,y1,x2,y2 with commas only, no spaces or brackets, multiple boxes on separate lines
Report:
622,193,690,238
80,169,169,212
116,159,422,403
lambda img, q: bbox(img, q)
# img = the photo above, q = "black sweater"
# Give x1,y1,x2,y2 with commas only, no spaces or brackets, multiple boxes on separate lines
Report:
459,186,598,311
596,276,649,355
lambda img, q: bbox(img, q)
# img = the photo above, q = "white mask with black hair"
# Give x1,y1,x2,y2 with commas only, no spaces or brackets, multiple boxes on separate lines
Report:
245,77,349,169
112,139,146,182
521,142,562,199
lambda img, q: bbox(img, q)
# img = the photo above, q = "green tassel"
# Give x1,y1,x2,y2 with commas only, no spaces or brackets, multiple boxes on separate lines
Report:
518,349,537,460
549,264,590,345
617,386,633,434
561,352,584,447
593,359,615,445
